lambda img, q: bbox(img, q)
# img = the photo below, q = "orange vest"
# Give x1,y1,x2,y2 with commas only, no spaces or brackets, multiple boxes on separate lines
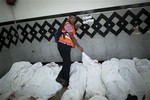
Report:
58,21,76,48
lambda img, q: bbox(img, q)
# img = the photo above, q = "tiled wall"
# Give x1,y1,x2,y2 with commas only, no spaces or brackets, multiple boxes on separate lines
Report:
0,3,150,77
0,7,150,51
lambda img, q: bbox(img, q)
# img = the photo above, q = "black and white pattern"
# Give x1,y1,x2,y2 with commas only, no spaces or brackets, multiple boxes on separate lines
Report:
0,5,150,52
0,26,18,51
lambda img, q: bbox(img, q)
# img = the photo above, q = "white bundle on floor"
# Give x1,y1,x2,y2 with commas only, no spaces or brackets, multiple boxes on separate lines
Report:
88,95,108,100
0,61,32,99
66,61,87,100
15,62,62,100
0,62,62,100
12,62,43,90
61,89,81,100
101,58,130,100
82,52,106,99
133,58,150,100
118,59,147,100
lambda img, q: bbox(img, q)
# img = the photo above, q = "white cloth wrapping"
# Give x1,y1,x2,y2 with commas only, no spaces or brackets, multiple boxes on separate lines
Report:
88,95,108,100
101,58,130,100
133,58,150,100
66,61,87,100
61,89,81,100
82,52,106,99
11,62,42,90
15,62,62,100
118,59,147,100
0,56,149,100
0,62,62,100
62,52,107,100
0,61,32,94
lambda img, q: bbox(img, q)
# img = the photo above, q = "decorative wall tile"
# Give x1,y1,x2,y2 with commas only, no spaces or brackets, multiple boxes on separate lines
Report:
0,26,18,51
0,5,150,52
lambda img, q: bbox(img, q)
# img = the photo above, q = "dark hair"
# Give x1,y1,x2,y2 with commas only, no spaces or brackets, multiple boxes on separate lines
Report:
69,13,77,17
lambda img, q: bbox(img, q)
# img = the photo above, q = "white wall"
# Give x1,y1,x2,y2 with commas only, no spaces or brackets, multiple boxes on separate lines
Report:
0,0,150,23
0,0,14,22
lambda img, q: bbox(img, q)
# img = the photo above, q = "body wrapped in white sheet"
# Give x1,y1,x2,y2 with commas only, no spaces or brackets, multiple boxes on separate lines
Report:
62,52,106,100
101,58,130,100
0,56,148,100
12,62,42,90
15,62,62,99
61,89,81,100
66,61,87,100
133,58,150,100
0,61,32,98
82,52,106,99
0,62,62,100
119,59,147,100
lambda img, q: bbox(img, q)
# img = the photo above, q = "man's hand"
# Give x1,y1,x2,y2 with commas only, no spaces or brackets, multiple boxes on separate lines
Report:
75,24,81,30
78,46,84,52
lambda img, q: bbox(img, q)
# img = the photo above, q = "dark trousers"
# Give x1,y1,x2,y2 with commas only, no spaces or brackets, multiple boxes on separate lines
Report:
57,42,71,82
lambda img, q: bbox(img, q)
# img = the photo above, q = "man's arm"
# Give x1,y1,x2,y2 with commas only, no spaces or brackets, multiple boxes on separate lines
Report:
69,33,84,52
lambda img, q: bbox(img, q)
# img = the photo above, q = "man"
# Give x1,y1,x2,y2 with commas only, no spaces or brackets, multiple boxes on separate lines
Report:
56,14,84,87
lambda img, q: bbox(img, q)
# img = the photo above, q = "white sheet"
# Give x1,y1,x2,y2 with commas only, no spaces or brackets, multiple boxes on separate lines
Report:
119,59,146,100
101,58,130,100
133,58,150,100
82,52,106,99
0,62,62,100
15,62,62,100
67,61,87,100
0,56,149,100
12,62,42,90
62,52,107,100
61,89,81,100
0,61,32,94
88,95,108,100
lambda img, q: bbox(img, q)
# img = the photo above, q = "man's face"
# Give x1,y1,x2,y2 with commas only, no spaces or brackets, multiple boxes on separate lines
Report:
69,15,76,24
